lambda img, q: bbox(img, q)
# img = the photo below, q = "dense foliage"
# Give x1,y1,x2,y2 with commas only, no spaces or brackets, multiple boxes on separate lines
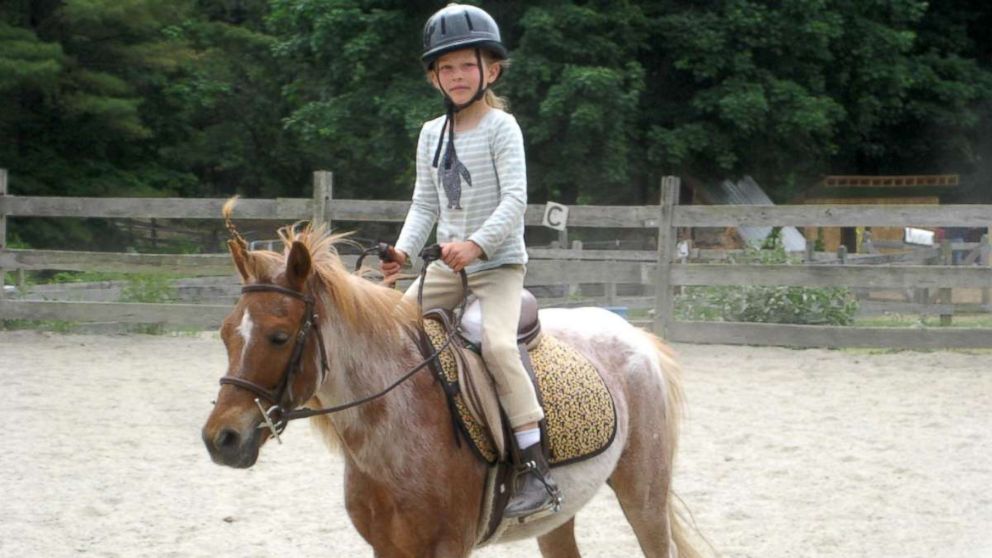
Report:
3,0,992,247
675,239,860,325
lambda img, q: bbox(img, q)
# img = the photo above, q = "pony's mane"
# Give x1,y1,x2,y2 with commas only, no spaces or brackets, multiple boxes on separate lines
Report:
223,196,419,338
275,224,421,336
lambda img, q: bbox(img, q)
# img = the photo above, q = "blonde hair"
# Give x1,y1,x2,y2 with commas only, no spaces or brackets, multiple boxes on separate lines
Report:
482,52,510,110
483,88,509,111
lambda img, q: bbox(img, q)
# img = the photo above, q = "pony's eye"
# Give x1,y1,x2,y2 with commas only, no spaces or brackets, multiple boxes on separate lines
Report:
269,331,291,346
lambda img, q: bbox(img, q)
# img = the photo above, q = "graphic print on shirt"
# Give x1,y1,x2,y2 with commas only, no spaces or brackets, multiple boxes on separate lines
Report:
441,142,472,210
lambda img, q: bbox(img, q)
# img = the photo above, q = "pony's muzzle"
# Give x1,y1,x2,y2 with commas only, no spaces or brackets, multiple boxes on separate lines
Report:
202,423,261,468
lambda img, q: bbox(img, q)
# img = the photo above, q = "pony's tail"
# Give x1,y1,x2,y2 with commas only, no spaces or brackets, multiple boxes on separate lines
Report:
640,330,710,558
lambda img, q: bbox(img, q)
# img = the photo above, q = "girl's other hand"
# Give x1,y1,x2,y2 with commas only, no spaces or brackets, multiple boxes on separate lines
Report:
380,247,407,285
441,241,482,272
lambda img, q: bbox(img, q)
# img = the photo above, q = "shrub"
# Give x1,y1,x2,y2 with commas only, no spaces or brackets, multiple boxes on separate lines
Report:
120,274,177,304
675,237,858,326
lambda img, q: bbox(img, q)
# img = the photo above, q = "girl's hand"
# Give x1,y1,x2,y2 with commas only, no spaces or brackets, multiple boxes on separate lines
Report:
380,247,407,285
441,241,482,272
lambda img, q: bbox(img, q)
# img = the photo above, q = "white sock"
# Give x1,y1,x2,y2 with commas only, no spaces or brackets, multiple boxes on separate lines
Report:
514,427,541,450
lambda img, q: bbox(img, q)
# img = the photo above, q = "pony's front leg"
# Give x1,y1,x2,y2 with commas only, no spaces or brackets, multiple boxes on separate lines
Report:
343,462,476,558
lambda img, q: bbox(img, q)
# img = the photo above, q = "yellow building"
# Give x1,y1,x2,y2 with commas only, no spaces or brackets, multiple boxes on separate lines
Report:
799,174,958,253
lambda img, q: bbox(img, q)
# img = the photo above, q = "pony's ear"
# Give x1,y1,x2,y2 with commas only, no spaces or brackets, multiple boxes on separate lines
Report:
285,240,312,290
228,239,252,282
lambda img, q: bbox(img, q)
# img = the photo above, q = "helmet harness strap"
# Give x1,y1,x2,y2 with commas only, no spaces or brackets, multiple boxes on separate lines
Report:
431,49,487,170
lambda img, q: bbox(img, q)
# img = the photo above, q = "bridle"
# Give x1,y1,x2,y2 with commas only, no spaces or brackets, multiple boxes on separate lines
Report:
218,283,331,441
216,244,467,444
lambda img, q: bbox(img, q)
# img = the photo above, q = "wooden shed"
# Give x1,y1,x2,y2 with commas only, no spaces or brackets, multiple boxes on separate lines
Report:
798,174,958,252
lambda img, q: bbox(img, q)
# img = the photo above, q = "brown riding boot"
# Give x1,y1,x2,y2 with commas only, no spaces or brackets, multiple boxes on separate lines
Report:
504,442,563,520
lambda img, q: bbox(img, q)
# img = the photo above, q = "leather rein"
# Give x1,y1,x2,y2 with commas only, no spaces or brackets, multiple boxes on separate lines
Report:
217,244,467,444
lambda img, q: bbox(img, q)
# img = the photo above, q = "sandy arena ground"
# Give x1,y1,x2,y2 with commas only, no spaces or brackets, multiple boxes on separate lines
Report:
1,330,989,557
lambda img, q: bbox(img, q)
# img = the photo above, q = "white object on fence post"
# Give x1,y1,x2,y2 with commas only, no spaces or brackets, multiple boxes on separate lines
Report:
312,171,333,231
542,202,568,232
544,201,568,248
654,176,680,337
0,168,7,301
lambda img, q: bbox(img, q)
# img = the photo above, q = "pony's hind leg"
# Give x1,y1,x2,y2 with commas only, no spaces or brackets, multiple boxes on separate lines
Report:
536,517,581,558
608,443,677,558
606,332,693,558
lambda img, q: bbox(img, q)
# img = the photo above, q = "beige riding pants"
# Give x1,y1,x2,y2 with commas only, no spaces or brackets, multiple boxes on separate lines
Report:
404,263,544,428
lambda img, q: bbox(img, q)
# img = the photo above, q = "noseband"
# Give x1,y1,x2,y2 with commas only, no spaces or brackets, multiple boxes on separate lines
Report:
218,284,331,439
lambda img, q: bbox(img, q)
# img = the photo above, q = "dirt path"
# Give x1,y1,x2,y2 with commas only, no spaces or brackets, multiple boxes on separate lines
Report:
1,331,989,557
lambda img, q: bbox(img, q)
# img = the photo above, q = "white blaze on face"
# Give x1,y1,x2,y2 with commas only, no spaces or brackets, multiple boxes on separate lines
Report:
237,310,254,357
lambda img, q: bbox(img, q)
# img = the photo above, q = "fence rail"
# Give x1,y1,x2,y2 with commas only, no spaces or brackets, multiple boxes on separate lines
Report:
653,179,992,347
673,204,992,227
1,169,991,348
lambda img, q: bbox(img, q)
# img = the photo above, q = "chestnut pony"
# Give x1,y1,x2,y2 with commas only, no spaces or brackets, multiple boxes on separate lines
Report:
201,215,699,558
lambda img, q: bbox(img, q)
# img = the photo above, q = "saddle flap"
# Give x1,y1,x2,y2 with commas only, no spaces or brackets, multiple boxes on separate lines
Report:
422,309,506,463
453,345,506,460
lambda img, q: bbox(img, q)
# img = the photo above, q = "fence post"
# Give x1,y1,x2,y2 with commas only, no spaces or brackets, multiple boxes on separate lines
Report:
653,176,680,337
605,264,617,307
312,171,333,230
939,238,953,326
981,232,990,308
0,168,7,300
568,239,583,300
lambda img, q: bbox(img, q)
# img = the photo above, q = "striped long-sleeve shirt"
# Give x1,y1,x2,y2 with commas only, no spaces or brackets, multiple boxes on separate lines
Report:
396,108,528,274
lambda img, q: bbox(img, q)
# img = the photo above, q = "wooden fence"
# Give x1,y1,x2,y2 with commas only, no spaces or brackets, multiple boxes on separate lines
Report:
653,178,992,348
1,170,991,348
0,170,670,328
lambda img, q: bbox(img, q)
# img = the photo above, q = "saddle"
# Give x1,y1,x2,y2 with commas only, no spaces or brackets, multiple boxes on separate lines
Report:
420,291,617,545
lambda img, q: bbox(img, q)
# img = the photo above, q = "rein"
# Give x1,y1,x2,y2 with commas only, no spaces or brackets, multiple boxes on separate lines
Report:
218,244,468,443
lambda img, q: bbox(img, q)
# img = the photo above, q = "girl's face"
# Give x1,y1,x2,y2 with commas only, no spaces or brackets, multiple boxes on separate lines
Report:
433,49,501,105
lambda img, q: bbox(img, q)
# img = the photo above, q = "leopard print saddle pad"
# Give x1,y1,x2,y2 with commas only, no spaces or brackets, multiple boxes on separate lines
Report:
423,317,616,467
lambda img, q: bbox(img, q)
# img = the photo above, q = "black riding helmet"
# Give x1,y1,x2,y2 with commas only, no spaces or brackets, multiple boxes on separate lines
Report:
421,4,508,170
421,3,508,69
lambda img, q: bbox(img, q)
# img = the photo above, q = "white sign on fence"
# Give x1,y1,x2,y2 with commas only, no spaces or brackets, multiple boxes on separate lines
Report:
542,202,569,231
904,227,935,246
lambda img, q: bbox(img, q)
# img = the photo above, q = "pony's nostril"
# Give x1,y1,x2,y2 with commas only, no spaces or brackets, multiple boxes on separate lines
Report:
216,428,241,450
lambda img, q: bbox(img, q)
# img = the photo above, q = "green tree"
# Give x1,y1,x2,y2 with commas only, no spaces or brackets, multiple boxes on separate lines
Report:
4,0,992,255
506,1,649,204
267,0,439,200
162,0,313,198
1,0,198,248
645,0,992,200
1,0,315,248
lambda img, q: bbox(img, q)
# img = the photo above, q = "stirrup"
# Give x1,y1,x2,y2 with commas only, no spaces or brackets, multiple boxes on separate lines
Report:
522,459,563,512
504,450,563,521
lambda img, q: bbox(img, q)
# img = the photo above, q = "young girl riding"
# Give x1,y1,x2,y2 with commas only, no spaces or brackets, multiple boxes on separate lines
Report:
380,3,560,520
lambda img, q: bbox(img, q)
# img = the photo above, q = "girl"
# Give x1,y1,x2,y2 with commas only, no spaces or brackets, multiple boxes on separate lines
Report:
381,3,560,520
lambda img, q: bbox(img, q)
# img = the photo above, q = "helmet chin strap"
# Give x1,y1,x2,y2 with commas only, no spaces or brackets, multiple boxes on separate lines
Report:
432,49,487,170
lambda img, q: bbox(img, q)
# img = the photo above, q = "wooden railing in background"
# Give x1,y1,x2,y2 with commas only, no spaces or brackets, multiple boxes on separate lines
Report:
1,170,990,348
